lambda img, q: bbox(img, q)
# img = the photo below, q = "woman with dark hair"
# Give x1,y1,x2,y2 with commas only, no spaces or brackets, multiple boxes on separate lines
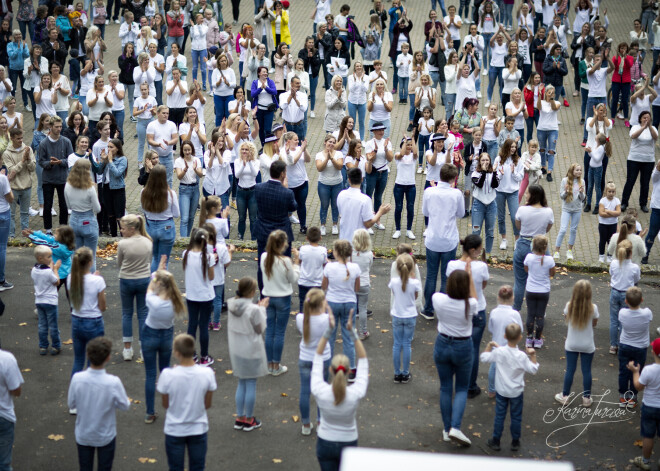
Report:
89,111,121,148
388,12,412,94
512,184,554,312
610,42,634,126
118,43,138,124
251,65,278,145
212,53,236,126
523,72,544,142
273,42,294,100
327,37,351,88
621,110,658,213
299,36,322,119
96,138,128,238
542,44,568,104
62,111,89,145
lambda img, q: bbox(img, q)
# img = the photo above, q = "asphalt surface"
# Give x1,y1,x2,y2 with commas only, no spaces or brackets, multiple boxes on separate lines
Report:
3,247,659,470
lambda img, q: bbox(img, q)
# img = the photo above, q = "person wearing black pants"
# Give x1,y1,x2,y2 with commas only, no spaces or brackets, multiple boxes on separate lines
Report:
231,0,241,24
106,0,122,22
101,186,126,237
621,112,658,212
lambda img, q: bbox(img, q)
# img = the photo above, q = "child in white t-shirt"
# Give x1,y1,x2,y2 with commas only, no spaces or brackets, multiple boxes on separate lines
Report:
609,239,641,355
523,235,555,349
585,133,607,212
395,43,412,103
417,106,435,171
298,226,328,313
352,229,374,340
201,223,233,331
598,181,621,264
31,245,62,356
368,60,388,92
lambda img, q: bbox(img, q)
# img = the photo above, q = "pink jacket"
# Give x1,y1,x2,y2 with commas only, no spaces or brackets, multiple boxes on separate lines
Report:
204,18,222,49
273,53,294,90
166,11,184,37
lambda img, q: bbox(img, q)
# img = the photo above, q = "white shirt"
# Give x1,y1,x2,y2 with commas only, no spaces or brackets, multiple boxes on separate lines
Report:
178,123,206,160
190,23,209,50
299,245,327,287
423,182,464,252
639,364,660,407
620,307,653,348
31,265,59,305
347,74,369,105
368,91,393,122
228,99,252,117
629,125,658,163
352,250,373,287
52,76,69,112
157,365,217,437
86,86,112,121
588,145,605,168
211,243,230,287
145,292,176,329
502,69,522,94
652,168,660,210
586,118,612,150
537,100,560,131
368,70,389,89
67,274,106,318
165,54,187,82
174,157,201,184
337,187,374,241
598,197,620,225
515,206,554,237
296,313,332,361
323,262,361,303
147,120,178,156
206,218,229,245
0,175,10,213
35,87,56,119
425,149,446,182
67,368,130,447
203,150,231,196
364,138,392,172
488,305,523,347
563,302,599,353
0,350,23,423
234,159,260,188
396,53,412,78
394,152,416,185
418,117,434,136
141,189,181,220
505,101,525,129
480,346,538,398
212,68,236,96
118,21,140,47
494,156,524,193
133,66,156,96
490,42,508,67
166,80,188,108
631,95,651,127
134,95,157,120
149,53,165,81
587,66,608,97
280,90,308,123
432,293,477,336
110,83,125,111
388,277,422,318
609,259,641,291
182,250,215,302
446,260,489,311
282,146,308,189
523,254,555,293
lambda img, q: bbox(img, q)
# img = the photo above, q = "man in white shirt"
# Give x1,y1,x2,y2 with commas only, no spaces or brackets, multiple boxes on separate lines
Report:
68,337,130,470
280,76,309,140
422,164,464,319
337,168,391,242
0,347,23,471
147,106,179,187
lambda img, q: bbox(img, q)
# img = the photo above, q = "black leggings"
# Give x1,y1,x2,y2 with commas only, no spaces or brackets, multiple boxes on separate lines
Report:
598,222,618,256
526,291,550,338
101,186,126,237
231,0,240,21
187,300,213,357
57,278,71,311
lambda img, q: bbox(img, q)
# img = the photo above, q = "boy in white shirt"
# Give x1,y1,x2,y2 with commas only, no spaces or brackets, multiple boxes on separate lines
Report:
297,226,328,313
395,43,412,104
31,245,62,356
158,334,217,470
68,337,131,470
481,323,539,452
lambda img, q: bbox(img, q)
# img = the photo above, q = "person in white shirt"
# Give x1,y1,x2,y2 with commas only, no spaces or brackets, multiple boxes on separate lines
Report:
234,141,260,240
642,160,660,264
280,76,308,140
297,227,328,311
178,107,207,162
366,79,393,138
158,334,217,467
118,11,140,47
315,134,343,236
212,53,237,126
622,111,659,212
0,345,23,470
480,323,539,451
146,106,179,188
395,43,412,104
31,243,61,356
347,62,369,140
522,235,556,348
190,14,209,87
422,164,464,319
494,139,524,250
364,122,394,228
33,74,58,131
337,168,390,241
609,239,642,353
68,337,130,469
392,137,417,240
166,67,189,128
174,141,203,237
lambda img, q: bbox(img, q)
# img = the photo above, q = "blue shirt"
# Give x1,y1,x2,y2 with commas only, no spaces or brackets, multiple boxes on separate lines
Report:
7,42,29,72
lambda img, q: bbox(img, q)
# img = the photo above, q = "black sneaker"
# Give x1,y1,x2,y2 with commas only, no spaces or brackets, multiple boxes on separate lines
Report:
234,419,245,430
642,256,649,265
580,118,585,125
546,173,553,182
299,226,307,235
487,438,501,451
347,368,357,383
592,207,599,215
50,347,61,356
467,387,481,399
641,205,650,213
393,374,402,384
406,123,414,132
583,204,591,213
621,204,628,212
541,168,547,175
0,281,13,292
366,309,373,317
401,373,411,384
419,311,435,320
243,417,262,431
511,439,521,451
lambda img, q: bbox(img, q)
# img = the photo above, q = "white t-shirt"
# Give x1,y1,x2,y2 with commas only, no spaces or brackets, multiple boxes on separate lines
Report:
388,277,421,318
456,75,476,110
502,69,522,94
344,155,367,179
630,95,651,127
368,92,393,122
598,197,620,225
145,292,176,329
31,266,59,305
396,53,412,78
563,302,599,354
490,42,508,67
174,157,201,185
157,365,217,436
67,274,106,318
315,151,344,186
134,95,157,120
640,364,660,407
110,83,125,111
147,120,178,156
609,259,641,291
505,101,525,129
394,152,416,185
523,253,555,293
587,67,608,97
178,123,206,160
537,100,560,131
446,260,489,311
418,117,434,136
619,307,653,348
149,53,165,81
323,262,361,303
34,87,56,119
282,146,308,189
337,188,374,242
425,149,445,182
0,351,23,423
628,125,658,163
488,305,523,347
364,138,393,172
515,206,554,237
166,80,189,108
352,250,373,287
296,313,332,361
53,76,70,112
211,243,230,287
86,86,112,121
182,250,216,302
0,175,10,213
299,245,327,287
432,293,477,337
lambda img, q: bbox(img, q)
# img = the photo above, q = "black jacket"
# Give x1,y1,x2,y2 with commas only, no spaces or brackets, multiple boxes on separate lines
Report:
570,34,596,64
118,54,138,85
542,55,568,87
314,32,333,62
62,126,89,147
42,40,68,67
0,30,11,67
326,43,350,70
127,0,147,20
298,48,322,78
69,26,89,60
138,167,150,186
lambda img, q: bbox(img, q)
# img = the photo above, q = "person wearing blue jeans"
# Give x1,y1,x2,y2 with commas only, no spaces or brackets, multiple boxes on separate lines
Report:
0,416,16,471
289,182,308,231
264,295,292,371
561,350,594,399
70,209,99,272
177,182,200,237
472,197,498,255
37,303,61,353
423,248,457,317
299,358,330,425
236,186,258,240
327,300,358,370
348,101,367,141
585,164,603,211
487,65,504,103
146,218,177,272
430,0,447,17
165,434,207,471
77,439,117,471
643,200,660,264
537,129,558,177
512,237,533,312
136,104,155,166
392,316,416,378
0,209,9,289
317,181,342,231
434,335,472,440
492,393,524,446
393,183,415,234
468,310,486,394
71,315,105,376
141,324,173,421
618,342,648,402
495,190,519,250
120,277,149,357
9,188,31,239
609,288,627,350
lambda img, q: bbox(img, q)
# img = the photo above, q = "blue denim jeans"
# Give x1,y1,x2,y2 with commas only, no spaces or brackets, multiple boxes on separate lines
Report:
525,114,539,143
392,316,416,375
70,209,99,272
610,289,627,348
445,93,456,120
256,109,274,145
77,437,115,471
347,101,367,140
417,135,431,163
555,210,582,248
487,65,504,102
191,49,208,84
328,301,357,369
18,20,35,44
37,303,60,350
265,295,291,363
212,284,224,324
290,182,308,228
159,152,174,187
165,433,207,471
586,166,603,207
317,181,342,224
214,94,232,126
365,170,389,212
496,190,519,237
493,393,523,441
483,139,498,160
141,325,173,416
472,198,497,253
423,246,457,316
562,350,594,397
155,80,163,106
393,183,415,231
619,343,647,397
112,109,125,141
537,129,558,172
513,237,532,311
146,218,176,272
236,186,257,239
71,315,104,377
9,187,31,238
0,417,14,471
137,118,153,165
645,208,660,257
469,310,486,392
310,75,319,111
235,378,257,417
368,118,391,139
120,277,149,343
178,183,199,237
299,358,330,424
0,210,8,283
398,77,409,101
317,436,358,471
434,334,473,431
429,71,440,89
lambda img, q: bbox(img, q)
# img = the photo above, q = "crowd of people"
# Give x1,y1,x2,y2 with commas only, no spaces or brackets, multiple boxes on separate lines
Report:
0,0,659,469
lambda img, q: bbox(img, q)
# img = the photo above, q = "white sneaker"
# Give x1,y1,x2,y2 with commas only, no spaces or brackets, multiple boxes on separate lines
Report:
557,120,562,125
482,69,488,76
617,111,624,120
38,207,43,217
310,111,316,118
69,408,77,415
553,251,560,261
554,393,569,405
331,225,338,235
123,347,133,361
657,327,660,337
598,255,605,263
423,168,427,175
320,226,326,236
29,207,38,217
301,422,314,436
417,166,423,174
423,229,428,237
68,209,72,215
392,230,401,239
25,104,32,112
105,19,109,25
448,428,472,446
114,19,120,24
606,256,613,263
442,430,451,442
477,91,482,98
375,223,385,230
499,239,507,250
269,68,276,75
51,208,57,216
406,230,416,240
367,228,374,235
485,101,491,108
289,214,300,224
566,249,574,260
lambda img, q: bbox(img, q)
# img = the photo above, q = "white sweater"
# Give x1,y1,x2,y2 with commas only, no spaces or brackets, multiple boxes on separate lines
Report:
259,253,300,297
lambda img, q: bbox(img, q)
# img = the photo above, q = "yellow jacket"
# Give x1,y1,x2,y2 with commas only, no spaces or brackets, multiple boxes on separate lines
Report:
271,10,292,46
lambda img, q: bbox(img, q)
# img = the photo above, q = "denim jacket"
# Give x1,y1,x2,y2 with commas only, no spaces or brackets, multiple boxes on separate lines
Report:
92,155,128,189
7,42,29,71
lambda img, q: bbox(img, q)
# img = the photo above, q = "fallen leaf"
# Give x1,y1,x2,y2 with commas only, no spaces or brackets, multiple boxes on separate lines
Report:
48,434,65,441
63,339,73,345
292,415,300,422
18,322,27,326
381,329,389,333
21,369,31,373
233,279,240,282
225,369,233,375
472,432,481,438
634,440,644,447
272,459,282,464
281,392,288,397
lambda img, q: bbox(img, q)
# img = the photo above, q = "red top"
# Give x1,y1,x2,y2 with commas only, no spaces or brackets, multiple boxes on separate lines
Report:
611,55,634,83
166,12,184,37
523,85,545,117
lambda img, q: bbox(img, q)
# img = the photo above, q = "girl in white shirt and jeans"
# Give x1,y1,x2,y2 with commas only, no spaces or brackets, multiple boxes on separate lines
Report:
393,137,418,239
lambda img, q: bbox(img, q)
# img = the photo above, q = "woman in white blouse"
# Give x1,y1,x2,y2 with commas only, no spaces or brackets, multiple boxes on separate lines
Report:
501,57,522,109
166,67,189,128
133,52,157,103
494,139,524,251
444,52,459,120
621,111,659,212
234,141,260,241
347,62,369,141
174,140,203,237
536,84,561,182
324,75,347,134
178,106,206,161
50,62,70,123
455,56,480,121
33,73,57,130
367,78,394,138
583,103,612,197
281,132,311,234
203,132,232,206
315,134,344,236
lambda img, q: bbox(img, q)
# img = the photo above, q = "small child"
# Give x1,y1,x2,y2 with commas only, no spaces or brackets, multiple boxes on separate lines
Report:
481,323,539,452
201,223,233,331
388,253,421,384
625,207,646,237
227,278,268,432
395,43,412,103
417,106,435,172
297,226,327,313
157,334,217,468
368,60,388,92
628,338,660,470
448,120,465,188
486,286,523,398
585,133,607,214
92,0,107,38
618,286,652,408
68,337,130,469
73,2,87,25
609,239,641,355
360,31,381,75
519,139,541,202
352,229,374,340
390,243,423,314
31,246,62,356
496,116,521,153
523,235,556,349
598,181,622,264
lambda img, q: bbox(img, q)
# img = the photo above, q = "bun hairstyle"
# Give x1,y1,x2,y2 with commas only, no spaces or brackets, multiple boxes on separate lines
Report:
497,285,513,301
302,288,325,344
236,277,258,299
330,353,350,405
183,228,210,280
460,234,483,258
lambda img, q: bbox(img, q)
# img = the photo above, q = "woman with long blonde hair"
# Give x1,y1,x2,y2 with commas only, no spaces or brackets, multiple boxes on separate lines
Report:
554,163,586,261
234,141,260,240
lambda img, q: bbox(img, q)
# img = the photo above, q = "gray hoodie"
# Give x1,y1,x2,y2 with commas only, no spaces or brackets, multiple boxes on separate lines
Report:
226,297,268,379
